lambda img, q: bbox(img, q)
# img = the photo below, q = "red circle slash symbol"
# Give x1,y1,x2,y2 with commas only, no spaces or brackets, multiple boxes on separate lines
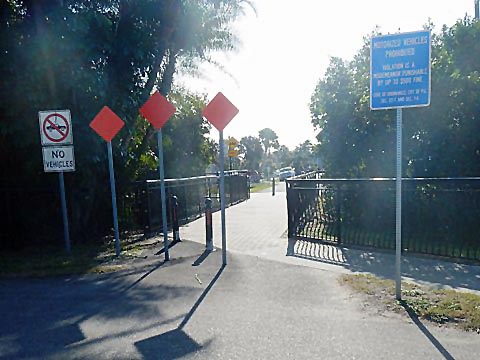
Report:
43,113,70,143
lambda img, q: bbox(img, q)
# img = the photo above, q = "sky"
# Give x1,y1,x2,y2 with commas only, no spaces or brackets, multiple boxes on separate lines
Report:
179,0,476,150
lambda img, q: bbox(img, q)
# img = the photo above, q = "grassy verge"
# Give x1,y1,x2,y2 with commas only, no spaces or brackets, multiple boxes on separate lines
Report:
250,181,274,193
340,273,480,332
0,236,158,278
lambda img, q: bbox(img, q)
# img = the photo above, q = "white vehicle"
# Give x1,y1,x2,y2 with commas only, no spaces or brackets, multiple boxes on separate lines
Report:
278,166,295,181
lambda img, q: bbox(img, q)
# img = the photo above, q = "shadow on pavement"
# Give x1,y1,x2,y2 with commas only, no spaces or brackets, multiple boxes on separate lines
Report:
135,265,225,359
192,249,214,267
399,300,455,360
287,238,480,292
0,243,211,359
135,328,212,360
156,238,182,256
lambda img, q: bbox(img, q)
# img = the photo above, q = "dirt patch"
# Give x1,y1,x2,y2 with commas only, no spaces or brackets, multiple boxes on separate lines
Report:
340,273,480,333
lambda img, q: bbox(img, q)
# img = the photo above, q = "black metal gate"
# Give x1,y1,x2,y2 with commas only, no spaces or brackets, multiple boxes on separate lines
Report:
286,173,480,261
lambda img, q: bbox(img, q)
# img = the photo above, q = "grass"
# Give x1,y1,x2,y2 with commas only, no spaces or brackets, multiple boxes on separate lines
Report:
340,273,480,332
0,236,158,278
250,180,275,193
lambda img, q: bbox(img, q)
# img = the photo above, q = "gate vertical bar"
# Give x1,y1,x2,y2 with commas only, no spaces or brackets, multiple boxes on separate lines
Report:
219,130,227,265
395,108,403,300
157,129,169,261
58,171,71,253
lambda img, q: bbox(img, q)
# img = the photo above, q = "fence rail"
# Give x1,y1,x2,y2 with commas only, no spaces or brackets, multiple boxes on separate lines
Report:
117,170,250,235
0,171,250,250
286,175,480,261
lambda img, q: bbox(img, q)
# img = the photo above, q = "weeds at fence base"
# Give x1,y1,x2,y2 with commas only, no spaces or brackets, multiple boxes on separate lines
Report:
0,234,161,278
340,273,480,332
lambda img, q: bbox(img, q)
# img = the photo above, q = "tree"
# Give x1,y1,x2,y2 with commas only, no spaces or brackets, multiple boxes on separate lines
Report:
239,136,263,171
272,145,292,169
0,0,251,183
124,88,214,180
258,128,279,155
292,140,315,173
310,19,480,178
0,0,250,247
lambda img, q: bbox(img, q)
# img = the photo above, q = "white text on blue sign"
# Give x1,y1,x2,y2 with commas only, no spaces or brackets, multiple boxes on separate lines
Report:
370,31,431,110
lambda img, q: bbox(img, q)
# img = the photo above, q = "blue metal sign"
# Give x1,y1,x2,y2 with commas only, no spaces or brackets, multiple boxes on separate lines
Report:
370,30,431,110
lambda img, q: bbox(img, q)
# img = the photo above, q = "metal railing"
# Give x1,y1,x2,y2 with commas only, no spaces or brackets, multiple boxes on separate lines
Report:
286,174,480,261
118,171,250,235
0,171,250,250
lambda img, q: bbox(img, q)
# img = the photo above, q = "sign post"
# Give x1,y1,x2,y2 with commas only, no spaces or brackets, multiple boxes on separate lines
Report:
371,30,431,300
90,106,125,257
39,110,75,253
202,92,239,265
140,91,176,262
227,137,238,170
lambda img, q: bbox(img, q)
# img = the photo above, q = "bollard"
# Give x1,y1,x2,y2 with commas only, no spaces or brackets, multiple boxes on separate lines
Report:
272,176,275,196
205,197,214,251
171,195,180,242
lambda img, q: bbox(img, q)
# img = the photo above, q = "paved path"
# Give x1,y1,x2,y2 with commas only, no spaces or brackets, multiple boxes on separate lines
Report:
181,182,289,258
1,182,480,359
180,182,480,294
1,242,480,360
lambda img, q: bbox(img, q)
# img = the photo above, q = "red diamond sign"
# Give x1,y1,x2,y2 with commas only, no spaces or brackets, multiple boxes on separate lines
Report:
202,92,239,131
139,91,176,130
90,106,125,142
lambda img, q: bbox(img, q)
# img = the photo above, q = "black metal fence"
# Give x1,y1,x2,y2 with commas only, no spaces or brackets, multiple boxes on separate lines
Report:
0,171,249,249
116,170,250,235
286,174,480,261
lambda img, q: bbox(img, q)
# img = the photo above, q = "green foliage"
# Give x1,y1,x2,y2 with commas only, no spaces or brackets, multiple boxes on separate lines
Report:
239,135,263,171
291,140,316,172
122,88,213,180
163,89,215,178
238,131,316,175
272,145,293,169
258,127,279,154
0,0,249,247
310,19,480,178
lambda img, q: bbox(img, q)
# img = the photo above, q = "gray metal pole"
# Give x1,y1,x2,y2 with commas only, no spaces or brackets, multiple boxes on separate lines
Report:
107,141,121,257
395,108,402,300
219,131,227,265
476,0,479,20
157,130,170,261
58,171,71,253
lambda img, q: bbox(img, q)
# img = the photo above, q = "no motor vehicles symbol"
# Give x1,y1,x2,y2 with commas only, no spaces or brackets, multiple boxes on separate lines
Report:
39,110,73,146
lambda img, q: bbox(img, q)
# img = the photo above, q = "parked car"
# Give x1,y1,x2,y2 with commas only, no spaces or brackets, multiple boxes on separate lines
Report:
248,170,261,183
279,166,295,181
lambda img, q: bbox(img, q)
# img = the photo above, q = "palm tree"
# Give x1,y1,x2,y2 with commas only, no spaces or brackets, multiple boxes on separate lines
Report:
259,128,280,155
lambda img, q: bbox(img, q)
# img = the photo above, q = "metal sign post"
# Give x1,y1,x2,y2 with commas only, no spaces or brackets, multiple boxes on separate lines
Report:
219,130,227,265
395,108,403,300
371,30,431,300
39,110,75,253
202,92,239,266
107,141,121,257
58,172,71,253
90,106,125,257
139,90,176,261
157,129,170,261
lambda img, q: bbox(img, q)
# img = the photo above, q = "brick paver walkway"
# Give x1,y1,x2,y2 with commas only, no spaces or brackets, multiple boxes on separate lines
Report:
180,182,288,258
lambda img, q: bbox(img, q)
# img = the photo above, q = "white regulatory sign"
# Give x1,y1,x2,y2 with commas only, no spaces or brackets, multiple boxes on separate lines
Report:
42,146,76,172
39,110,73,146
